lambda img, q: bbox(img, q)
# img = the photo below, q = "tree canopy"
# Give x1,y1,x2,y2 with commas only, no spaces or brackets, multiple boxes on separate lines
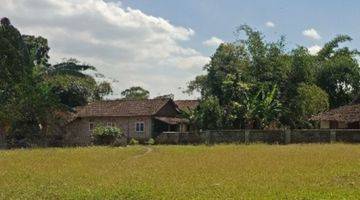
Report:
187,25,360,129
0,18,112,147
121,86,150,100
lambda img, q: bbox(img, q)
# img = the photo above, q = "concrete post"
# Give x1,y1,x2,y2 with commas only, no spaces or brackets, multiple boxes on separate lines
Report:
330,130,336,143
205,131,211,145
245,130,250,144
285,129,291,144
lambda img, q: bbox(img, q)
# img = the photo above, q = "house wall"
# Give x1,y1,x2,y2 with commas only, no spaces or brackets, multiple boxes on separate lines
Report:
65,116,152,146
338,122,347,129
320,120,352,129
320,121,330,129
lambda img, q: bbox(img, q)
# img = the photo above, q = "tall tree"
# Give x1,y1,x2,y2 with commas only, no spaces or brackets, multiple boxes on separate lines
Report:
121,86,150,100
316,35,360,108
0,18,59,146
42,59,112,108
187,25,360,129
23,36,113,108
1,18,113,147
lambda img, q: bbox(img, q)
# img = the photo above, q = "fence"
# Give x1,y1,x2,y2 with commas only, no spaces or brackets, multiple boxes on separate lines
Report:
155,129,360,145
0,132,6,149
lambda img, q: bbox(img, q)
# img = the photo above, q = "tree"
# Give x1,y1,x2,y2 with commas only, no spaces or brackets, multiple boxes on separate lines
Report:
187,25,360,129
316,35,360,108
22,35,50,67
295,84,329,120
0,18,113,147
197,96,223,130
42,59,112,108
23,34,113,108
154,94,174,99
121,86,149,100
0,18,60,147
0,17,32,91
242,85,283,129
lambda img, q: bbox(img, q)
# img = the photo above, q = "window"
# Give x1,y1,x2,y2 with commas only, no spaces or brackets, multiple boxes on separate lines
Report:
107,122,116,127
89,121,94,131
135,122,145,132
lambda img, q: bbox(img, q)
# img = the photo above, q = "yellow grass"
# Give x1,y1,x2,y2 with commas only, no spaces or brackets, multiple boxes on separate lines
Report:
0,144,360,199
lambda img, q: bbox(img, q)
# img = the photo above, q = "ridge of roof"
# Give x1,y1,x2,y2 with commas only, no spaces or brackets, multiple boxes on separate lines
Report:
174,100,199,111
76,98,172,118
311,103,360,123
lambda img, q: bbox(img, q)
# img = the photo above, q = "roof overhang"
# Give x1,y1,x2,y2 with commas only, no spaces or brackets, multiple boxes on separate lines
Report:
154,117,189,125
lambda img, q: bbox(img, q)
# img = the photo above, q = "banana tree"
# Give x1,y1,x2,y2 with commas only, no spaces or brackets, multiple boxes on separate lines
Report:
242,85,283,129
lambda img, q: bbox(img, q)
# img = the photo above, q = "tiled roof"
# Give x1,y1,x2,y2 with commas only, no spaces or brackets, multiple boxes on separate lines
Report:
76,98,171,117
311,104,360,123
175,100,199,111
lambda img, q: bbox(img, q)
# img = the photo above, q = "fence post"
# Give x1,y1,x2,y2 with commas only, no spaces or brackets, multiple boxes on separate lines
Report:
330,130,336,143
285,129,291,145
205,131,211,145
245,130,250,144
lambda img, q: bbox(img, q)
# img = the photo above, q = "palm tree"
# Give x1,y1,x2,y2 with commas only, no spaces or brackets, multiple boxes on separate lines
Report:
41,58,95,79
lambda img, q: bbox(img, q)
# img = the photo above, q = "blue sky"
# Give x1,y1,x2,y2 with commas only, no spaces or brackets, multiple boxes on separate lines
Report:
2,0,360,99
120,0,360,54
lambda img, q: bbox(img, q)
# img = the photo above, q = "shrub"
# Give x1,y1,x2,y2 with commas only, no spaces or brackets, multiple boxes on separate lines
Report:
112,136,127,147
129,138,139,145
93,125,124,145
147,138,155,145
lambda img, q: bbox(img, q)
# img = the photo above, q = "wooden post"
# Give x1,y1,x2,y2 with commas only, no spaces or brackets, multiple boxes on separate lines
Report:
330,130,336,143
245,130,250,144
285,129,291,145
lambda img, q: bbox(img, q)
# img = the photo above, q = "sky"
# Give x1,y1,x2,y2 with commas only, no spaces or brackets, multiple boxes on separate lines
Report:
2,0,360,99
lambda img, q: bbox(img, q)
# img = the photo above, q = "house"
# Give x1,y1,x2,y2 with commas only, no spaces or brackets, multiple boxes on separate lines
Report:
311,103,360,129
65,98,198,145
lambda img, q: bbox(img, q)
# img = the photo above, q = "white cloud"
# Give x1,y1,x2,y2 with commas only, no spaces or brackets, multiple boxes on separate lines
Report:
302,28,321,40
0,0,209,99
203,36,224,47
265,21,275,28
308,45,322,55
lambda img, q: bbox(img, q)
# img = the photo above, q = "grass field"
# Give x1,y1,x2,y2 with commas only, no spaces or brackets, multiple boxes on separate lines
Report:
0,144,359,199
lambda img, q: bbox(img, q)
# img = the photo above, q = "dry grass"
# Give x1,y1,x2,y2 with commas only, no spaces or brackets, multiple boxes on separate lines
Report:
0,144,359,199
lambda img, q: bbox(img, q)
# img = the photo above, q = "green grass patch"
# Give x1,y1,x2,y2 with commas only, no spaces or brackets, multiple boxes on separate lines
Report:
0,144,359,199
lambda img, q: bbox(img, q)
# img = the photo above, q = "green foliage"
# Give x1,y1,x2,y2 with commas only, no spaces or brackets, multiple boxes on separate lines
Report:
0,18,61,147
188,25,360,129
94,82,113,101
23,33,113,109
294,84,329,127
147,138,155,145
42,58,112,108
121,86,150,100
0,18,112,147
154,94,174,99
197,96,224,130
243,85,283,129
45,59,96,78
22,35,50,67
93,125,124,145
129,138,139,145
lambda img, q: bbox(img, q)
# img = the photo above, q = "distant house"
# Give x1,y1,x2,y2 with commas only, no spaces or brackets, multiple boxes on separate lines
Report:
65,98,199,145
311,104,360,129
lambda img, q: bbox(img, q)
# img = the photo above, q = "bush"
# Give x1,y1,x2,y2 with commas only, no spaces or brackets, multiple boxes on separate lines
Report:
112,136,127,147
129,138,139,145
93,125,124,145
147,138,155,145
